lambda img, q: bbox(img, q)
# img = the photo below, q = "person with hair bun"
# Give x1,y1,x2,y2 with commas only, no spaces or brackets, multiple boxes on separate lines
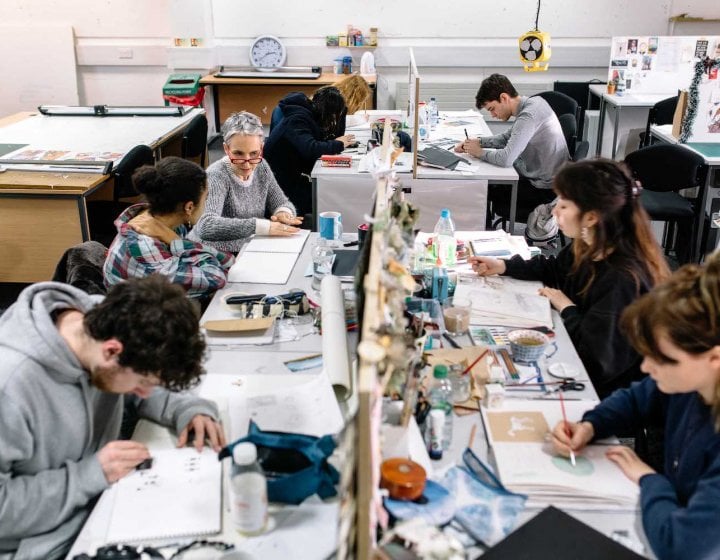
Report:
470,159,670,397
264,86,356,217
190,111,302,253
552,252,720,560
104,156,234,298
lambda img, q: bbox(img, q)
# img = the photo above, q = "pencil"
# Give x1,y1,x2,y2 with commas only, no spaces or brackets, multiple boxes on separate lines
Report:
558,391,576,467
443,332,461,349
460,349,489,376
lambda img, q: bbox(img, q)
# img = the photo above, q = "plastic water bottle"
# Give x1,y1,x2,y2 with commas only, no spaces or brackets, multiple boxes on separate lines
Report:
418,102,429,141
433,208,456,267
230,442,268,536
428,364,454,458
427,97,439,130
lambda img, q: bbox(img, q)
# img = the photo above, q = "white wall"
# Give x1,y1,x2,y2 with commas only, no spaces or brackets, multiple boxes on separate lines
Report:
1,0,718,115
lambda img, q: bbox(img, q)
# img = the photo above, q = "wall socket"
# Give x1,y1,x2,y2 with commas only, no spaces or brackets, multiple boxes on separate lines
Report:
118,48,133,59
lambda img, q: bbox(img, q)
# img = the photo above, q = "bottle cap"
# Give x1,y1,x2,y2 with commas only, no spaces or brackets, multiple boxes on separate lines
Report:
433,364,448,379
440,208,450,218
232,442,257,465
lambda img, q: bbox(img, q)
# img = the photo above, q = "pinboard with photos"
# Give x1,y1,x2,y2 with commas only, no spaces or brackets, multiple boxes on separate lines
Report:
608,35,720,95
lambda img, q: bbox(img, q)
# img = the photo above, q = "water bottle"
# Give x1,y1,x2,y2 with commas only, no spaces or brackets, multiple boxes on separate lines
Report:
433,208,456,267
427,97,439,130
230,442,268,536
417,102,429,141
427,364,454,458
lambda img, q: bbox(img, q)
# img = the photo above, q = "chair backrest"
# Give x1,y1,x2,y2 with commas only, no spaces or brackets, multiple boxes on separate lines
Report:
269,106,284,134
573,140,590,162
51,240,108,295
113,145,154,200
642,96,678,148
533,90,584,142
558,113,578,158
181,113,208,167
624,144,707,193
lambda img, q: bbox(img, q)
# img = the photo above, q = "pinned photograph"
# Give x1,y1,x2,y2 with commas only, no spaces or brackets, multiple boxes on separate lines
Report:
649,37,658,54
627,39,638,54
642,55,653,71
639,42,647,55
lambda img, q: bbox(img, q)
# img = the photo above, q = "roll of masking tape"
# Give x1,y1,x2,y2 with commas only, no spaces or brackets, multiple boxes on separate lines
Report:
380,458,427,501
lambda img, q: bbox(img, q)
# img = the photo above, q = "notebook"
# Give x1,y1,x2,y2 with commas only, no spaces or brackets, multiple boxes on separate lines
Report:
228,251,298,284
482,506,645,559
105,448,222,543
243,229,309,254
417,145,468,170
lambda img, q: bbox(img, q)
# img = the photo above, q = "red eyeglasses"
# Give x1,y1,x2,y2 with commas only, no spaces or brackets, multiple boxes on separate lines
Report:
229,152,263,165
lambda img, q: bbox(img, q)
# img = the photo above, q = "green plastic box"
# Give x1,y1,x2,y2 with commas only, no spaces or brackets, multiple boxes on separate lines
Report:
162,73,202,96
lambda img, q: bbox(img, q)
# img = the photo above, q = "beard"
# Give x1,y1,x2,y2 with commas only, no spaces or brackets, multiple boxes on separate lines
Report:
88,363,125,393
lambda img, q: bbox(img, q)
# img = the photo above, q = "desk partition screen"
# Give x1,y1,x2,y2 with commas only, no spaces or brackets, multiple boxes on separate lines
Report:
408,48,421,179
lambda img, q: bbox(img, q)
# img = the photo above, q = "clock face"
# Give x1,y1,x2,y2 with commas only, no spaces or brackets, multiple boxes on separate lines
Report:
250,36,286,70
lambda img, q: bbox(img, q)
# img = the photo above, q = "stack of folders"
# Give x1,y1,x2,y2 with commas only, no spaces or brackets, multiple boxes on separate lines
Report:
481,399,640,511
453,278,553,330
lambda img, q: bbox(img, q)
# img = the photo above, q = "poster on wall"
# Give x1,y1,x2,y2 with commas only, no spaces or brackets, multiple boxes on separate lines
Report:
688,68,720,142
607,36,720,95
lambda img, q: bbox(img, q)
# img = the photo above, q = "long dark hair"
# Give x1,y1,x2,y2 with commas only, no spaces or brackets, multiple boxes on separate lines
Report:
553,158,670,294
312,86,346,137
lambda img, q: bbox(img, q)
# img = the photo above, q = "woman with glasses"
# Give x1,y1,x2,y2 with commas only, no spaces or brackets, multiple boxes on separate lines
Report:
189,111,302,253
264,86,356,217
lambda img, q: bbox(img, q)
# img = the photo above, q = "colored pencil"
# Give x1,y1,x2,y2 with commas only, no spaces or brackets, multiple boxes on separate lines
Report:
558,391,576,467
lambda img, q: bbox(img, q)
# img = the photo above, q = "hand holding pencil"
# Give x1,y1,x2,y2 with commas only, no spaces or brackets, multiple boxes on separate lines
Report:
551,418,595,463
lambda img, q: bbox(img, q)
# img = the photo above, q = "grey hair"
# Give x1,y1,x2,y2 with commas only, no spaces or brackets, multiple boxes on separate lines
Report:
221,111,264,143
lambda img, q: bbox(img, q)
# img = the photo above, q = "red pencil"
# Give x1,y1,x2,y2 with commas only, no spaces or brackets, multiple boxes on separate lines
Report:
558,391,576,467
461,349,489,376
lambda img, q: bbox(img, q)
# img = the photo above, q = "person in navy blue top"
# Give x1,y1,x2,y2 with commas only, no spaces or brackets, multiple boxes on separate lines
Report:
553,253,720,560
264,86,356,217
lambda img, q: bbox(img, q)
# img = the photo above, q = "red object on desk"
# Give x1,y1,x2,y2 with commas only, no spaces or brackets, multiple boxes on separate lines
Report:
320,155,352,167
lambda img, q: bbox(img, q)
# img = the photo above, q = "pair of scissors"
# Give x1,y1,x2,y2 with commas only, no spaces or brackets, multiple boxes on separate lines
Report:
554,379,586,393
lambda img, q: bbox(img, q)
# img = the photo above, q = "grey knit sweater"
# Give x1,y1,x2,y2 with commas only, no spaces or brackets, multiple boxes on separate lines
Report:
189,157,296,253
480,96,569,189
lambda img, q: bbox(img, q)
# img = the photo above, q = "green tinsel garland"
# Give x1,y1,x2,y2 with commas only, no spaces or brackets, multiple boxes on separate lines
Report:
680,57,720,143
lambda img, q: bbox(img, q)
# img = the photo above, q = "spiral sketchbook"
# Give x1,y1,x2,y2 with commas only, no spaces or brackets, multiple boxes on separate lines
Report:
105,448,222,543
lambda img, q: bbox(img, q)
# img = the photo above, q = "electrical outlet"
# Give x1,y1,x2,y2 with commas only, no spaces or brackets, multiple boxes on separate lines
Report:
118,48,133,59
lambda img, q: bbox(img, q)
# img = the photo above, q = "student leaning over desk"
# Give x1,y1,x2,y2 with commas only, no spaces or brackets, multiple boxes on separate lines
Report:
0,276,225,560
189,111,302,253
471,159,670,398
104,157,234,299
553,253,720,560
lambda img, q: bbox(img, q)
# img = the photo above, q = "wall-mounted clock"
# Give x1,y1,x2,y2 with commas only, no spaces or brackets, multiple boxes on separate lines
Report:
249,35,286,71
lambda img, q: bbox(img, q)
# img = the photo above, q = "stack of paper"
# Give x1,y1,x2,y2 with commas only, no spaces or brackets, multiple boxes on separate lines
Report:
482,399,640,511
454,277,552,329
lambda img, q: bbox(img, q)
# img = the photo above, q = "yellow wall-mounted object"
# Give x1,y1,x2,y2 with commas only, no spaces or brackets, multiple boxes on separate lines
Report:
519,30,551,72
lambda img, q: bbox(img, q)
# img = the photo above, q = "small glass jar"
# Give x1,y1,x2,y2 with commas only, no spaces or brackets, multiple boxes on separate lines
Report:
449,364,471,403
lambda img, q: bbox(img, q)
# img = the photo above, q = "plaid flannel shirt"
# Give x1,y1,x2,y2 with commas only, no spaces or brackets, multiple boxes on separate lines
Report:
104,204,234,298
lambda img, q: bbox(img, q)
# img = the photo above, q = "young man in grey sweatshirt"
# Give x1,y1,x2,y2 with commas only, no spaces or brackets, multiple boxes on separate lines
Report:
455,73,570,223
0,276,225,560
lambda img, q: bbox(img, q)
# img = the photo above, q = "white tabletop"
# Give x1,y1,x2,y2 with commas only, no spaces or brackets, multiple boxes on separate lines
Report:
589,84,671,108
650,124,720,165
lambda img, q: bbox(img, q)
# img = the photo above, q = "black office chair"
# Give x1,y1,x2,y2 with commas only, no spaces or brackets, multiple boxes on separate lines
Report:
181,113,208,168
640,96,678,148
533,90,584,144
88,145,155,247
624,144,708,264
558,113,578,160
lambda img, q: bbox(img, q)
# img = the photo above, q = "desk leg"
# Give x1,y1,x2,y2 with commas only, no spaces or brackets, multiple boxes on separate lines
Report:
695,166,716,263
611,105,621,160
311,177,318,232
509,179,518,235
596,96,606,157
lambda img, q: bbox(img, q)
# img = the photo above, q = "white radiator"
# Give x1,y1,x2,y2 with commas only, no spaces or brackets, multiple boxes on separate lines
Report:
583,110,599,158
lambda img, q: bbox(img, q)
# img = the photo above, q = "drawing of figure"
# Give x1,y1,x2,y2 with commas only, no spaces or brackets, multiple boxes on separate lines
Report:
508,415,537,437
642,56,653,71
708,104,720,134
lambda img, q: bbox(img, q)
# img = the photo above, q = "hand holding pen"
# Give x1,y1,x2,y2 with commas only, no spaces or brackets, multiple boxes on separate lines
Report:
551,418,595,464
453,131,483,157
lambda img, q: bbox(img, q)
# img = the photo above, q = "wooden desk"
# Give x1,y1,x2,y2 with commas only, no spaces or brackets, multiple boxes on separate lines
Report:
200,72,377,128
0,109,203,283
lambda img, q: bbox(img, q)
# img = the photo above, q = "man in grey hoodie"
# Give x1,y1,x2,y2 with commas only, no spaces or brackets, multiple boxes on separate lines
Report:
0,276,225,560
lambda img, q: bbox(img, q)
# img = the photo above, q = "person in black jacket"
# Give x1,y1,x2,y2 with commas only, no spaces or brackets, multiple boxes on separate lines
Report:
264,87,356,217
470,159,670,397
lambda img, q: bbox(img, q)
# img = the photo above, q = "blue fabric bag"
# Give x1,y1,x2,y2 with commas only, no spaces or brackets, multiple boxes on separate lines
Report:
218,421,339,505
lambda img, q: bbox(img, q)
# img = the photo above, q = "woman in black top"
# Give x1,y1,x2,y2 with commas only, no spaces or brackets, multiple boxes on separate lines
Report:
264,86,356,217
470,159,670,397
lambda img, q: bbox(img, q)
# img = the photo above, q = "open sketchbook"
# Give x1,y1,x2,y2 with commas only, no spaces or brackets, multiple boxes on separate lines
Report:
482,399,640,511
454,277,552,329
105,448,222,542
228,251,298,284
244,229,310,254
